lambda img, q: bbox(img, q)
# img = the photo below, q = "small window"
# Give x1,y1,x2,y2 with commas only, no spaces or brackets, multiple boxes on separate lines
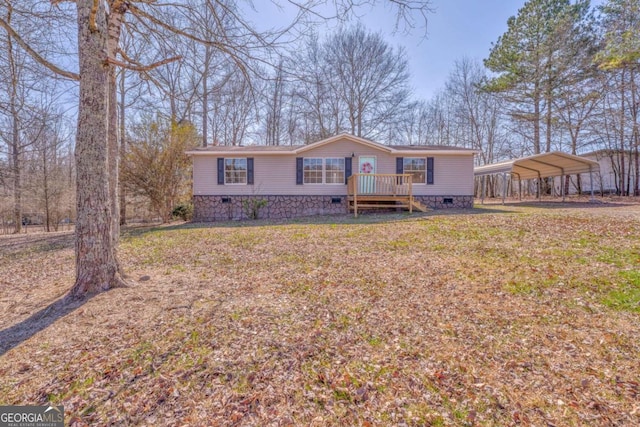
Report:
325,158,345,184
403,157,426,184
303,158,323,184
225,158,247,184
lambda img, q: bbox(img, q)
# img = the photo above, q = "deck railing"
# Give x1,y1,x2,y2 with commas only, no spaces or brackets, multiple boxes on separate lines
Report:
347,173,413,197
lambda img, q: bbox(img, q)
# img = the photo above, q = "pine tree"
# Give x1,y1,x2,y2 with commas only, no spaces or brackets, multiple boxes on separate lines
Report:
484,0,594,155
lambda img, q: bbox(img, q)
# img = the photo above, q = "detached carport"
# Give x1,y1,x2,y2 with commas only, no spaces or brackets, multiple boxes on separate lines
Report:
474,152,600,203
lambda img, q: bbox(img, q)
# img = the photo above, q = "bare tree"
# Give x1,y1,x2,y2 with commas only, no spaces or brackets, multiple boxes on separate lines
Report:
264,61,286,145
26,110,73,231
209,63,258,146
122,118,197,222
0,3,64,233
446,58,507,164
290,34,342,142
325,25,411,139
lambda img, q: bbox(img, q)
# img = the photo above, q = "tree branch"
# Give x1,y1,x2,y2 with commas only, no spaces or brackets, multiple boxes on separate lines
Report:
0,16,79,81
89,0,100,32
127,3,249,78
106,55,182,72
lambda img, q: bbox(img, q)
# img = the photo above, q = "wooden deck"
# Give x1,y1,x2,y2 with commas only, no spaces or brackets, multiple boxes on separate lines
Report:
346,174,429,217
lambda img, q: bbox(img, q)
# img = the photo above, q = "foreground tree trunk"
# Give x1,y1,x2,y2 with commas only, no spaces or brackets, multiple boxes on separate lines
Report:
109,66,120,249
6,7,22,234
68,0,124,299
119,69,127,225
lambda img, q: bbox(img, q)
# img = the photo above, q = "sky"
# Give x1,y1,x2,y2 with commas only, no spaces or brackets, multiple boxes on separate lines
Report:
362,0,523,100
252,0,523,101
254,0,606,102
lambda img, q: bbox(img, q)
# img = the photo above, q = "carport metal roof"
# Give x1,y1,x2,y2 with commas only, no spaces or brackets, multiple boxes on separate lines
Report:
474,152,600,203
474,151,599,180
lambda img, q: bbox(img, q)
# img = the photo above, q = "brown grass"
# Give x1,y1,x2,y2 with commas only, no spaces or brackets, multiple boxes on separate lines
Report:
1,201,639,426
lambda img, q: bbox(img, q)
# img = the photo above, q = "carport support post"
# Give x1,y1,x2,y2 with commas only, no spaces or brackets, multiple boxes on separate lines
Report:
519,179,522,201
561,174,565,202
502,172,507,205
481,175,485,204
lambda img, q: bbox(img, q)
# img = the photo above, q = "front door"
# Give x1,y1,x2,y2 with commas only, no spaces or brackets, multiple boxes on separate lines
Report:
358,156,377,194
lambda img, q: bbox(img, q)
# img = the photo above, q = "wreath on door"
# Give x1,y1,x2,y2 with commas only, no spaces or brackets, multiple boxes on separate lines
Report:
361,161,373,174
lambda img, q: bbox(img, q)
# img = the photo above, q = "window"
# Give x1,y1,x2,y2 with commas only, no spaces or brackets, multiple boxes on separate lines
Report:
303,158,323,184
403,157,426,184
325,158,345,184
302,158,346,184
225,158,247,184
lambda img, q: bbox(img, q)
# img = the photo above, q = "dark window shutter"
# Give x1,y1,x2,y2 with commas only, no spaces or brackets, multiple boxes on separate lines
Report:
427,157,434,184
345,157,352,184
217,158,224,185
247,158,254,185
296,157,303,185
396,157,404,184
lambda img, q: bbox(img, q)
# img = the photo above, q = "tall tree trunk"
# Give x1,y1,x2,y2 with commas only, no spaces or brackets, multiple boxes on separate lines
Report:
544,81,553,194
68,0,124,299
7,13,22,234
545,82,552,153
11,142,21,234
119,68,127,225
619,69,626,196
631,69,639,196
43,142,51,232
533,83,541,154
109,64,120,248
202,44,210,147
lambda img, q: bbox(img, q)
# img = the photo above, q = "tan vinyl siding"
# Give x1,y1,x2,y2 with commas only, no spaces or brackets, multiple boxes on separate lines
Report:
192,138,475,196
416,154,475,196
195,155,344,196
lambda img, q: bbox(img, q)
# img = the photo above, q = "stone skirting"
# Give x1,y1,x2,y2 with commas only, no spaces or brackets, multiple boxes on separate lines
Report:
193,195,346,221
193,194,473,221
414,195,474,210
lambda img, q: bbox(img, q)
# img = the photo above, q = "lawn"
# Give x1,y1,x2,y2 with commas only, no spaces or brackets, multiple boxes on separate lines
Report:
0,202,639,426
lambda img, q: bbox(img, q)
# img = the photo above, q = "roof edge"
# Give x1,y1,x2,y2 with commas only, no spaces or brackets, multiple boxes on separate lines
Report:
294,133,394,154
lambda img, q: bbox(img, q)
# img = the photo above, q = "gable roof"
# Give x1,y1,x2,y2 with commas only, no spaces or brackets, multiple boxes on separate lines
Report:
295,133,393,153
474,152,600,180
186,133,477,156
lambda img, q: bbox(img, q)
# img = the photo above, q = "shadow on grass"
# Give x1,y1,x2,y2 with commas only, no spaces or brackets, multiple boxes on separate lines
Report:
121,206,520,238
477,198,636,210
0,295,92,357
0,233,75,258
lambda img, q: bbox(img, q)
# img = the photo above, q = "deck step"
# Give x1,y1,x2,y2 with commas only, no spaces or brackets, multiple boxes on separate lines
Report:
410,200,430,212
349,203,409,209
347,198,409,202
348,200,429,212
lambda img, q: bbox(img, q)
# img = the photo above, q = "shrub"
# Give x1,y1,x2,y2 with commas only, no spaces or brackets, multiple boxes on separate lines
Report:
172,202,193,221
243,198,267,220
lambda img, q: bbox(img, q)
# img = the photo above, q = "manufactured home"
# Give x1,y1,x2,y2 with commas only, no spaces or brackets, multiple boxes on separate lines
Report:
187,134,476,220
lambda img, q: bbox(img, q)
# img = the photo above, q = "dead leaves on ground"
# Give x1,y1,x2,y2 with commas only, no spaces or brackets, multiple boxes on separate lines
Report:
1,203,639,425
